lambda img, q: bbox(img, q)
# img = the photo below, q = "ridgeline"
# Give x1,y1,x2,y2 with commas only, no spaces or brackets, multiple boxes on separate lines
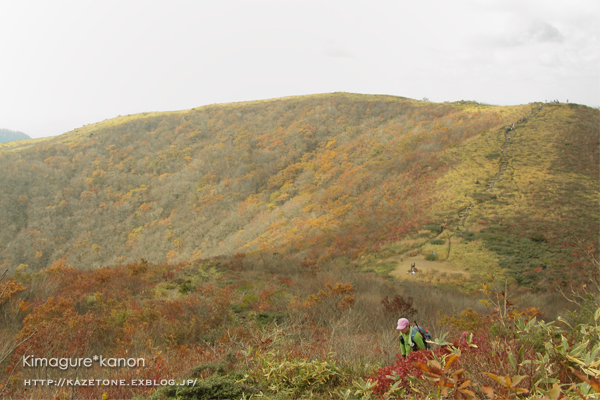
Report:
0,93,598,291
1,93,599,400
0,128,30,143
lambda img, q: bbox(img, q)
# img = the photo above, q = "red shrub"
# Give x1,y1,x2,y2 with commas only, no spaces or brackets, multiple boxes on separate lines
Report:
368,350,431,394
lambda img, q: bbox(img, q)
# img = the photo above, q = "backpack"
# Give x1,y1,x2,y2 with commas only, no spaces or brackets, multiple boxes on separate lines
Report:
400,325,432,350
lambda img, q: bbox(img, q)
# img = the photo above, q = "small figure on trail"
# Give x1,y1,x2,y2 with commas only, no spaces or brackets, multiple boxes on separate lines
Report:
397,318,427,357
407,263,415,274
505,128,509,134
440,224,444,233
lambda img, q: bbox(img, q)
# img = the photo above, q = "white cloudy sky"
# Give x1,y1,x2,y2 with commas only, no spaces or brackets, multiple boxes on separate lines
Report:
1,0,598,138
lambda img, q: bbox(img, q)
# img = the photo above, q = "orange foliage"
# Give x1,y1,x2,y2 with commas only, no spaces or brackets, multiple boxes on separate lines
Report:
0,278,26,302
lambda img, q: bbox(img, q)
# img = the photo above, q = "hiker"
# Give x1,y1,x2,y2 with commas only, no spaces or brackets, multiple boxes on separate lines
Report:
397,318,426,357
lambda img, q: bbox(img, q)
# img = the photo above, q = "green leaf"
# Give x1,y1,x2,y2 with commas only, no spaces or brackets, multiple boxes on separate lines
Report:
569,340,590,357
515,316,526,331
518,345,525,363
525,317,537,331
589,344,600,363
567,355,587,366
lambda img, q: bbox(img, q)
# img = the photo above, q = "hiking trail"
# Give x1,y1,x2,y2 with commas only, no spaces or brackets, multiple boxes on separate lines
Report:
383,104,544,281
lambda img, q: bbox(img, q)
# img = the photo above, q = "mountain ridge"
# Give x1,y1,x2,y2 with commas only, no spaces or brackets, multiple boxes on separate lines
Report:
0,93,597,291
0,128,30,143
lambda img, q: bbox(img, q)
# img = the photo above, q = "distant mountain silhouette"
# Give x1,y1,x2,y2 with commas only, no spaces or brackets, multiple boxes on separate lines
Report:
0,128,30,143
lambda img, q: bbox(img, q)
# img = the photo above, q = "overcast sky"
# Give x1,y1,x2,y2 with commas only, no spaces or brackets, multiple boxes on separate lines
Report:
1,0,598,138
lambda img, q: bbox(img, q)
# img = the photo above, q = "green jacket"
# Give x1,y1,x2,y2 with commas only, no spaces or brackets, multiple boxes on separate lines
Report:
399,327,426,356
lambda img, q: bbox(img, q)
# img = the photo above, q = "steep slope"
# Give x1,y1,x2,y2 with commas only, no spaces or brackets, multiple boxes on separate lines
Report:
370,102,599,290
0,94,597,291
445,103,599,287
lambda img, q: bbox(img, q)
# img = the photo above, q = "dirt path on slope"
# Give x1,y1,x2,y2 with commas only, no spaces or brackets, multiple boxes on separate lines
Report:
389,107,540,281
385,254,471,280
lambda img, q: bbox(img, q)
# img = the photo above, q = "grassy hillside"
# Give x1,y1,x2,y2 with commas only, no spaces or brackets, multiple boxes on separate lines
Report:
1,242,597,399
0,94,598,399
362,102,599,291
0,94,597,292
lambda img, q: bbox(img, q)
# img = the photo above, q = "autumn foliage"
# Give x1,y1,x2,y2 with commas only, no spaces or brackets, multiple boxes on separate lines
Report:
0,95,598,398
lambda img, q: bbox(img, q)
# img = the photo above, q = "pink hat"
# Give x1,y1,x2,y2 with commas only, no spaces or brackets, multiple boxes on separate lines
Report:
396,318,410,330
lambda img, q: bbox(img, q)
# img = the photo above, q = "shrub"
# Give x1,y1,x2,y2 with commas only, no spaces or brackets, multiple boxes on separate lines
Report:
244,353,343,398
381,294,417,319
529,234,547,243
368,350,431,395
191,361,228,378
425,253,438,261
150,374,245,400
255,311,285,326
439,308,486,333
